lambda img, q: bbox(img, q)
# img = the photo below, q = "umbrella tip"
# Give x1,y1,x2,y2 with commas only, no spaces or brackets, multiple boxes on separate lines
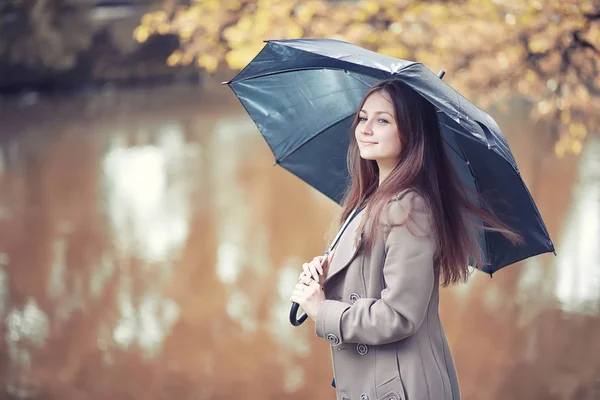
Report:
437,70,446,79
221,81,230,85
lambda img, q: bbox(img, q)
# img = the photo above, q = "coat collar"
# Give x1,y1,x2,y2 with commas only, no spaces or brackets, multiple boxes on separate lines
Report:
324,208,365,285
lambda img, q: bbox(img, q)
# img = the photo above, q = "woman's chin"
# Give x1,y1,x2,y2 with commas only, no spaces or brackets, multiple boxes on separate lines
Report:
358,151,378,161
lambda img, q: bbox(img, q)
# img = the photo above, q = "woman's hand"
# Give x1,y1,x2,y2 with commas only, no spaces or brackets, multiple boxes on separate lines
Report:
299,251,335,286
290,279,325,321
291,251,336,321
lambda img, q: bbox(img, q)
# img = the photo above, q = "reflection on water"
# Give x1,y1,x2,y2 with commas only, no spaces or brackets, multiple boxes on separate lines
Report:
101,126,191,358
554,137,600,315
102,129,193,265
0,84,599,399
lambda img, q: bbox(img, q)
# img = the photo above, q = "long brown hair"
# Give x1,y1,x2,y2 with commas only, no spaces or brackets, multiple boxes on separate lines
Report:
340,79,521,286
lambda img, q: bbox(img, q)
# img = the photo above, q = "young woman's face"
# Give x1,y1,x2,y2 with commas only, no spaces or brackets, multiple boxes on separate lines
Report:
354,90,402,167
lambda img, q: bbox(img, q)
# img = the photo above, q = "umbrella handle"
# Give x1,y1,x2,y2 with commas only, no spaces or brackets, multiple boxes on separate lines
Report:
289,302,308,326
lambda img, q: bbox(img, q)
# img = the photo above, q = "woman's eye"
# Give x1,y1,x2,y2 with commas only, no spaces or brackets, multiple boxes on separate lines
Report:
358,116,367,122
378,118,389,124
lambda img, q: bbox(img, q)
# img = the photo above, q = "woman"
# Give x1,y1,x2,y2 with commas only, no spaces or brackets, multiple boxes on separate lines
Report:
290,79,519,400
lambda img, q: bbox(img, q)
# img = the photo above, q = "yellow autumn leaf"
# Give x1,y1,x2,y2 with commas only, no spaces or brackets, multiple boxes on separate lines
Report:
222,30,240,50
296,5,315,25
353,9,370,23
141,14,155,26
179,27,195,41
197,54,219,72
142,10,167,25
237,16,254,32
427,3,448,19
554,139,566,158
569,123,587,139
204,0,220,11
433,36,452,50
227,0,243,11
167,51,183,67
571,139,583,155
529,38,550,53
286,24,304,39
133,26,149,43
364,31,379,45
525,69,538,83
361,0,380,15
226,46,261,70
157,22,171,35
377,45,409,59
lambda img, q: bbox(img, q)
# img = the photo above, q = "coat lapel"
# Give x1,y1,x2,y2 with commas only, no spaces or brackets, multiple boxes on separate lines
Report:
324,209,365,285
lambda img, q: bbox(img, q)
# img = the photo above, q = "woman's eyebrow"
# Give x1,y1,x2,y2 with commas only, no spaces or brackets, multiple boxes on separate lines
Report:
360,110,393,117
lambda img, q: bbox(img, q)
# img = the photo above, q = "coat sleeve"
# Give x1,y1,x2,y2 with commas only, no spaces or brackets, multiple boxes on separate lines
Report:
315,193,437,346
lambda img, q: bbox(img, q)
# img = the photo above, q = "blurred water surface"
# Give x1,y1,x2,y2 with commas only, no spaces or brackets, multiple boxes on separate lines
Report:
0,84,599,400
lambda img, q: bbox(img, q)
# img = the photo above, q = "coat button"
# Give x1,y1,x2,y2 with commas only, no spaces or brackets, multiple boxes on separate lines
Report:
349,293,360,303
360,394,368,400
356,343,369,355
326,333,340,346
387,396,398,400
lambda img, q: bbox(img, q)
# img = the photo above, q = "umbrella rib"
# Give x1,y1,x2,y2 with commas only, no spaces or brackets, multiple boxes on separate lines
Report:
228,66,385,84
229,67,340,84
441,136,468,163
451,136,493,273
276,112,355,163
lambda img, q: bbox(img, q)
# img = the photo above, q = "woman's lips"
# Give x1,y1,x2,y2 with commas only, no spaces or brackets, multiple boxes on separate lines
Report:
359,141,378,146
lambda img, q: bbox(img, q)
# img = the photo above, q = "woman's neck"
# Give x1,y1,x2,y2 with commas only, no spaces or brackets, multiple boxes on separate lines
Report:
377,162,395,186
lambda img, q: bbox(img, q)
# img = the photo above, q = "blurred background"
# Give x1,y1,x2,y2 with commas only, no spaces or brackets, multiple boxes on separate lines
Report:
0,0,599,399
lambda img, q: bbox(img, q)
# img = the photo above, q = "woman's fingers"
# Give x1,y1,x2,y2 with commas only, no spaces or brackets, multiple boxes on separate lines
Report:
291,283,308,303
292,285,305,297
309,262,320,280
299,254,330,284
312,256,324,275
302,263,315,281
303,261,319,281
291,282,319,299
299,275,312,286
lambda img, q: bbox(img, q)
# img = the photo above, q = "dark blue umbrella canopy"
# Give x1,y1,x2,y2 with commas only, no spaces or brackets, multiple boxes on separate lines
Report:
225,38,554,274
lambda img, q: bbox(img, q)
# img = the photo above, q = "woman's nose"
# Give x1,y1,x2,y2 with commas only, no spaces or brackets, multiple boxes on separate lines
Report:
362,122,374,135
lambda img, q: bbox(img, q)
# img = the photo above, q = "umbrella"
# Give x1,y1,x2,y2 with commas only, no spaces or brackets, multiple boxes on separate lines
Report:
223,38,555,326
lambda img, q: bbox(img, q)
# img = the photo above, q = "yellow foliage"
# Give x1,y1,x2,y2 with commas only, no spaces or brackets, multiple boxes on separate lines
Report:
378,45,409,60
226,45,264,70
427,3,449,19
529,37,551,53
295,4,317,25
133,26,149,43
571,139,583,156
167,51,182,67
157,22,171,35
203,0,220,11
223,26,247,47
197,54,219,72
569,123,587,139
361,0,380,15
285,24,304,39
227,0,243,11
179,27,195,41
433,36,452,50
137,0,598,158
554,139,566,158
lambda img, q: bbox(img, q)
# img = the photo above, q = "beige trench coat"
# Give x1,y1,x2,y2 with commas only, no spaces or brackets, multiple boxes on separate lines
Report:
315,191,460,400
